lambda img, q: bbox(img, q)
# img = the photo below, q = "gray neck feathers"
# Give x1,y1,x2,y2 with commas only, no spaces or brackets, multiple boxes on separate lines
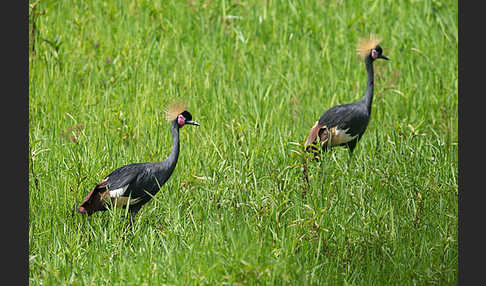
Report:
166,120,180,169
361,55,374,114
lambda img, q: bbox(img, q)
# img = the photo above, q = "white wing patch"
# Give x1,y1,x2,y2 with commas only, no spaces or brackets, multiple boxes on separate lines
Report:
108,184,143,207
331,128,358,146
109,185,129,198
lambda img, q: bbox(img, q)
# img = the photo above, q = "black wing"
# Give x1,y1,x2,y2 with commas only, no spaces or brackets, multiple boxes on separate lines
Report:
318,103,369,137
104,163,147,191
106,162,169,200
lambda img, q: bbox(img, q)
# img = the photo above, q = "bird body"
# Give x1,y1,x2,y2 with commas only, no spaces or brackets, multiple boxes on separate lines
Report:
305,35,388,155
77,103,199,219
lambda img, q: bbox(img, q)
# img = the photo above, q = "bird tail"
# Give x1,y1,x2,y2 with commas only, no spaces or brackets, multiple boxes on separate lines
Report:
76,179,109,216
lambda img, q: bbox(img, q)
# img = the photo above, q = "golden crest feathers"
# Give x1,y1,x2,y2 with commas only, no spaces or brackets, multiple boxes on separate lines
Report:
356,34,381,59
164,100,187,121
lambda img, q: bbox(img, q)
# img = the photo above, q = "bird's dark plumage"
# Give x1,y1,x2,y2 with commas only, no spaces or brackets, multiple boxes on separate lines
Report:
318,103,370,138
305,36,388,155
77,108,200,220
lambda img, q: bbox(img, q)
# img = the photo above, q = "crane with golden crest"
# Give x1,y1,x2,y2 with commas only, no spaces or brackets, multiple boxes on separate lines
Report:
76,101,200,222
305,35,389,157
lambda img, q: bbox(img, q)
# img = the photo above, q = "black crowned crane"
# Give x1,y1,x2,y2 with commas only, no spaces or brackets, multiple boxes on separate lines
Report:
76,101,200,222
305,35,389,157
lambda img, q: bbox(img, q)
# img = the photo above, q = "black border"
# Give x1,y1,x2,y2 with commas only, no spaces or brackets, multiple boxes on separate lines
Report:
10,0,29,285
458,1,480,285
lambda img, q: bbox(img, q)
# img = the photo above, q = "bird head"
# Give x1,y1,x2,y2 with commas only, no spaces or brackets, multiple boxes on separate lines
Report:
357,34,389,61
370,45,389,61
177,110,200,128
165,101,200,128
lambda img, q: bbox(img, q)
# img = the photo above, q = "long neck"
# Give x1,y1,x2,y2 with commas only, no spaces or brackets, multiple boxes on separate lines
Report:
163,120,180,170
361,55,374,113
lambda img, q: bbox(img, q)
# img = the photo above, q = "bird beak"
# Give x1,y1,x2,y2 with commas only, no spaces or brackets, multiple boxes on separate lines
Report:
186,120,200,126
379,55,389,60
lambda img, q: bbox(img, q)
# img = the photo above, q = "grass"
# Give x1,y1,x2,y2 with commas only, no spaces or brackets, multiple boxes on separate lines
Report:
29,0,457,285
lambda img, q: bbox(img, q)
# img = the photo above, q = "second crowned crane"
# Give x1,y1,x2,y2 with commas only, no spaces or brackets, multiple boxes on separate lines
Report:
305,35,389,158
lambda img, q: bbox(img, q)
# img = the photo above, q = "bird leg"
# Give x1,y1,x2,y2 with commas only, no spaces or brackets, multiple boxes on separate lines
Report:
126,205,141,227
346,139,358,157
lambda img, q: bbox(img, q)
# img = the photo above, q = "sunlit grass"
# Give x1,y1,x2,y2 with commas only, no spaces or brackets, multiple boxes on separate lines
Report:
29,0,457,284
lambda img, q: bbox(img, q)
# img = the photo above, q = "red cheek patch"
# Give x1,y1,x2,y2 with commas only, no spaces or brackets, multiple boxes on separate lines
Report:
371,50,378,59
177,115,185,127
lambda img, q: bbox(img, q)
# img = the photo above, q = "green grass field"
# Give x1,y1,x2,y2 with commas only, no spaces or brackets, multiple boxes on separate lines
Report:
29,0,458,284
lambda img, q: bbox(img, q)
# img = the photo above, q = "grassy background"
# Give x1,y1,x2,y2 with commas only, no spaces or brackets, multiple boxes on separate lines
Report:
29,0,457,285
